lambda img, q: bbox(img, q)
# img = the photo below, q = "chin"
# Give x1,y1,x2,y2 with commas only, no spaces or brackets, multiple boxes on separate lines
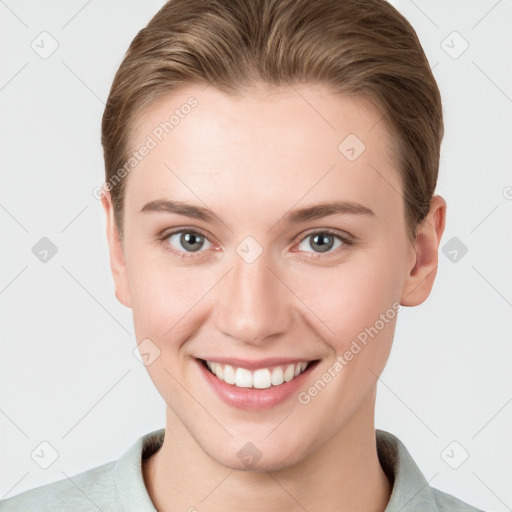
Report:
217,451,303,473
203,433,312,473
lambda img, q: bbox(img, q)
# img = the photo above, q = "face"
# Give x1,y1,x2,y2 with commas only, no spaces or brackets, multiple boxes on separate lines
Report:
103,83,444,471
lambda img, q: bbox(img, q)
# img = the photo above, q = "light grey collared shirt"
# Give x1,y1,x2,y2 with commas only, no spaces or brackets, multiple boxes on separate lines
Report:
0,428,484,511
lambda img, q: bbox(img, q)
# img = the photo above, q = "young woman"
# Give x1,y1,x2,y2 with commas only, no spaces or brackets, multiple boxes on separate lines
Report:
1,0,484,510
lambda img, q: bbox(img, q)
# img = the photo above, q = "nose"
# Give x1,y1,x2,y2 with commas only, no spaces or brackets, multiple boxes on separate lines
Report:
213,249,294,345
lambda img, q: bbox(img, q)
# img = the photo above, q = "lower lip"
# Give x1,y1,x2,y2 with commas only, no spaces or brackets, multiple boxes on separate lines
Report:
196,358,319,411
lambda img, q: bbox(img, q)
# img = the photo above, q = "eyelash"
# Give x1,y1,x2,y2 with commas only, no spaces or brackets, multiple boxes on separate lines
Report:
157,227,354,260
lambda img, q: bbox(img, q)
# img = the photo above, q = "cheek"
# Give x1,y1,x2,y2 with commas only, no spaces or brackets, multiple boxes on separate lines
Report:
128,261,201,338
288,253,403,342
126,259,210,400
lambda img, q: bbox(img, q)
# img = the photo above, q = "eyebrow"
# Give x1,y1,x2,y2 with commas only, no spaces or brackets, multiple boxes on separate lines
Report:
140,199,375,224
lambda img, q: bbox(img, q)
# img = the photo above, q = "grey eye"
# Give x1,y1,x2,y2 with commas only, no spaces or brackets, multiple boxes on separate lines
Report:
168,231,211,253
297,232,344,254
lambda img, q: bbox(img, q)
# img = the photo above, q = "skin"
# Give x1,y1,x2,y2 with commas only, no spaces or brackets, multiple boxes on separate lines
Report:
102,83,446,512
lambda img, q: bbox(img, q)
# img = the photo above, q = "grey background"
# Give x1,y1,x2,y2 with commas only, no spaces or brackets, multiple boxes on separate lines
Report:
0,1,511,510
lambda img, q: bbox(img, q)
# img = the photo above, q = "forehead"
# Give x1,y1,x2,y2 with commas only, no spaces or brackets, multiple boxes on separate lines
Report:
124,83,402,225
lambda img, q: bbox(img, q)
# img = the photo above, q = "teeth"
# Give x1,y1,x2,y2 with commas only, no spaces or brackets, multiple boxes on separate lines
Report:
235,367,252,388
205,360,310,388
271,366,284,386
283,364,295,382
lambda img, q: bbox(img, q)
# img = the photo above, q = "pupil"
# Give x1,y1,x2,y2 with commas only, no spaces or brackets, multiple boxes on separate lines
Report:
312,233,333,253
182,232,203,252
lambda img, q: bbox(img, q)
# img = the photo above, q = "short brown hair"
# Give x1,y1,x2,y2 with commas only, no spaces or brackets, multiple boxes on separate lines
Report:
101,0,443,243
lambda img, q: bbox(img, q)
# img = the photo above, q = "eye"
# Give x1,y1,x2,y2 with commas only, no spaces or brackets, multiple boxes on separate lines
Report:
159,227,353,259
161,229,213,257
295,230,352,257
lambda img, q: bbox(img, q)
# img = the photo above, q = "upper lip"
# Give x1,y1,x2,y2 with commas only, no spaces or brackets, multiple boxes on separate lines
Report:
197,356,319,370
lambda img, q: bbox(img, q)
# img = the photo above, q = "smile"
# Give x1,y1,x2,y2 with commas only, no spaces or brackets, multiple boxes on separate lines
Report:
202,359,313,388
196,357,321,410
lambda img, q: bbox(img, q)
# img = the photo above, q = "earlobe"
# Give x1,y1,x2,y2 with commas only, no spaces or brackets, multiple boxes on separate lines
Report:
101,191,133,309
400,195,447,307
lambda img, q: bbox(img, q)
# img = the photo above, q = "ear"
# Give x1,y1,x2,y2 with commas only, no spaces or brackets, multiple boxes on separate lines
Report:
400,195,447,307
101,191,132,309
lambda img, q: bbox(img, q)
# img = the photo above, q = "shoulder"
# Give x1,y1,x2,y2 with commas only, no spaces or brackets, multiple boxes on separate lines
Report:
431,487,485,512
0,460,119,512
0,428,164,512
376,429,486,512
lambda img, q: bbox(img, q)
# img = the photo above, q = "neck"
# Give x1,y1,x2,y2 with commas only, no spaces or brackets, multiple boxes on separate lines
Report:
143,389,391,512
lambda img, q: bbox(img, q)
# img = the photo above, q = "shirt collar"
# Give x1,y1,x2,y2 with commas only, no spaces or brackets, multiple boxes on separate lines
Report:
114,428,439,512
114,428,164,512
377,429,439,511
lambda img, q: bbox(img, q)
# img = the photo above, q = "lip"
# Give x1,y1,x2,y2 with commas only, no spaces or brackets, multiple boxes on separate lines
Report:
195,357,320,410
